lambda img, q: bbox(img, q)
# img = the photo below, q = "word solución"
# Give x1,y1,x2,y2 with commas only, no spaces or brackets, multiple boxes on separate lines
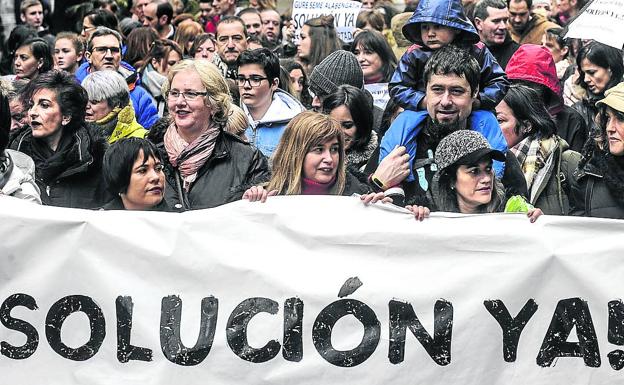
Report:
1,294,624,369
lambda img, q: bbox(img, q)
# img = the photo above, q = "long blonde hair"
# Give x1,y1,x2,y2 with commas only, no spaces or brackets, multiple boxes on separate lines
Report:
268,111,346,195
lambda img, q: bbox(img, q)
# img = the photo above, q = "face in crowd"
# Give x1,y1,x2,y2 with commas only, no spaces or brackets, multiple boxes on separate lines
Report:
426,73,476,129
303,137,340,184
297,25,311,60
454,158,495,213
329,106,357,150
240,12,262,37
133,0,151,22
86,34,122,71
54,38,83,73
289,67,304,98
606,108,624,157
123,149,166,210
508,0,531,33
21,4,43,28
216,21,248,65
14,44,42,80
167,68,212,142
420,23,457,50
580,58,612,96
353,43,383,82
28,89,71,149
475,6,509,46
260,9,281,42
237,63,278,113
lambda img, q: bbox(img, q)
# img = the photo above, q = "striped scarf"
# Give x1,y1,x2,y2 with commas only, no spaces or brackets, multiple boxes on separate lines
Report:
510,136,557,191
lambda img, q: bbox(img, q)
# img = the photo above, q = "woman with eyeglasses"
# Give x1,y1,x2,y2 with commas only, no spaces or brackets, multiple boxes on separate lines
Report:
146,59,270,211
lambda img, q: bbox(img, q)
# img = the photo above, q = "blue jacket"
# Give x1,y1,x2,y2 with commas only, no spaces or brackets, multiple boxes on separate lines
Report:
389,0,508,111
379,109,508,181
76,61,159,129
243,90,306,158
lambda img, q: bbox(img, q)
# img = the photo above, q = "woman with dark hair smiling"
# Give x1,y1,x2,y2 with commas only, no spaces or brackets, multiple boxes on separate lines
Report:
323,85,377,172
102,138,169,211
13,37,53,80
350,30,397,84
496,84,580,215
9,70,110,208
569,82,624,219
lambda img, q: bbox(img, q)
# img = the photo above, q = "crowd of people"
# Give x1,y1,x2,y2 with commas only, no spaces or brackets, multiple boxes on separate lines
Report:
1,0,623,221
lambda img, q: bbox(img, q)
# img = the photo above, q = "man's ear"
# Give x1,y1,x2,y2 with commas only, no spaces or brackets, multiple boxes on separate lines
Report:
473,17,483,32
85,50,92,64
472,85,480,99
159,15,168,27
271,77,279,92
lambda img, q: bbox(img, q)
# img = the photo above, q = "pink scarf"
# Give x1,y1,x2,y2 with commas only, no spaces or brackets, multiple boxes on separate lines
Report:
164,122,219,191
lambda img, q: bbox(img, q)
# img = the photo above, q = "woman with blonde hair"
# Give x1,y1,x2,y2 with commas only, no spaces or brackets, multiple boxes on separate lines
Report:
173,20,204,56
243,111,370,201
147,59,269,210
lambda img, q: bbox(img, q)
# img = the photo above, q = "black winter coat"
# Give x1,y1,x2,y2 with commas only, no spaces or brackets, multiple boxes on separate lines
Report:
9,125,110,209
569,152,624,219
149,123,270,211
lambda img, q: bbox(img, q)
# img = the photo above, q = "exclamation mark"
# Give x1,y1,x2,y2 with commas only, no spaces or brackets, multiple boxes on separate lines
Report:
608,300,624,370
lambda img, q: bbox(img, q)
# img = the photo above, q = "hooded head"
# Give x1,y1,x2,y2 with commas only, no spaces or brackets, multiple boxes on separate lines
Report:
402,0,480,46
505,44,563,113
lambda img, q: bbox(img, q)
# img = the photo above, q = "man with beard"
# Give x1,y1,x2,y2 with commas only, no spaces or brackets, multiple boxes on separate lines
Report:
474,0,519,69
376,45,526,206
215,16,248,79
143,0,175,39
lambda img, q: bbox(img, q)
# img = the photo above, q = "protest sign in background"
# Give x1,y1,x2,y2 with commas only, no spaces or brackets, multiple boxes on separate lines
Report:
291,0,362,43
564,0,624,49
1,196,623,384
364,83,390,110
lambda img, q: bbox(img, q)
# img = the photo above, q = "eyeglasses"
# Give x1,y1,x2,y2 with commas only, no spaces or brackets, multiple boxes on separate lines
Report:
92,46,121,55
236,76,269,88
166,90,208,100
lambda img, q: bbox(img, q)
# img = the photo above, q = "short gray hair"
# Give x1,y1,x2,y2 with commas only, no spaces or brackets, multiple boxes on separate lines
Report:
81,70,129,108
87,26,122,52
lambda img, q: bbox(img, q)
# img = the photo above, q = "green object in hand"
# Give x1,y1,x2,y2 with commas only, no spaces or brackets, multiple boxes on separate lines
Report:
504,195,534,213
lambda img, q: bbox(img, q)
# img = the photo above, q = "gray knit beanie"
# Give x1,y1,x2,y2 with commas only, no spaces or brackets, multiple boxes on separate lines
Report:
309,50,364,98
435,130,506,171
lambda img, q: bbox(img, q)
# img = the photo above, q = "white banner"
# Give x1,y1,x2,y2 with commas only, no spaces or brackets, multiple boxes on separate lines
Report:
365,83,390,110
565,0,624,49
1,196,624,384
291,0,362,43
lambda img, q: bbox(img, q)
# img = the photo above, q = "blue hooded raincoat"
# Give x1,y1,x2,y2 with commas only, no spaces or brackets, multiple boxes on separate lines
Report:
389,0,509,111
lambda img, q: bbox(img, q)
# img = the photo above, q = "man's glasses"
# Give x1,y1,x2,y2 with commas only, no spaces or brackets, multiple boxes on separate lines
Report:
91,46,121,55
236,76,269,88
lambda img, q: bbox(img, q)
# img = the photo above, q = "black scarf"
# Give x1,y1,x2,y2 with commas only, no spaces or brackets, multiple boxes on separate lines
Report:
30,130,85,184
590,151,624,208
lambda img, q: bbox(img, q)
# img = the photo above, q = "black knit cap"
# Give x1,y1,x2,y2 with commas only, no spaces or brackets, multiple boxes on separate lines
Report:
309,50,364,98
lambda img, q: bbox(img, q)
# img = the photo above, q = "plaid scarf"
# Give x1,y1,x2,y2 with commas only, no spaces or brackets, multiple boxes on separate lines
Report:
164,122,219,192
510,136,557,191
